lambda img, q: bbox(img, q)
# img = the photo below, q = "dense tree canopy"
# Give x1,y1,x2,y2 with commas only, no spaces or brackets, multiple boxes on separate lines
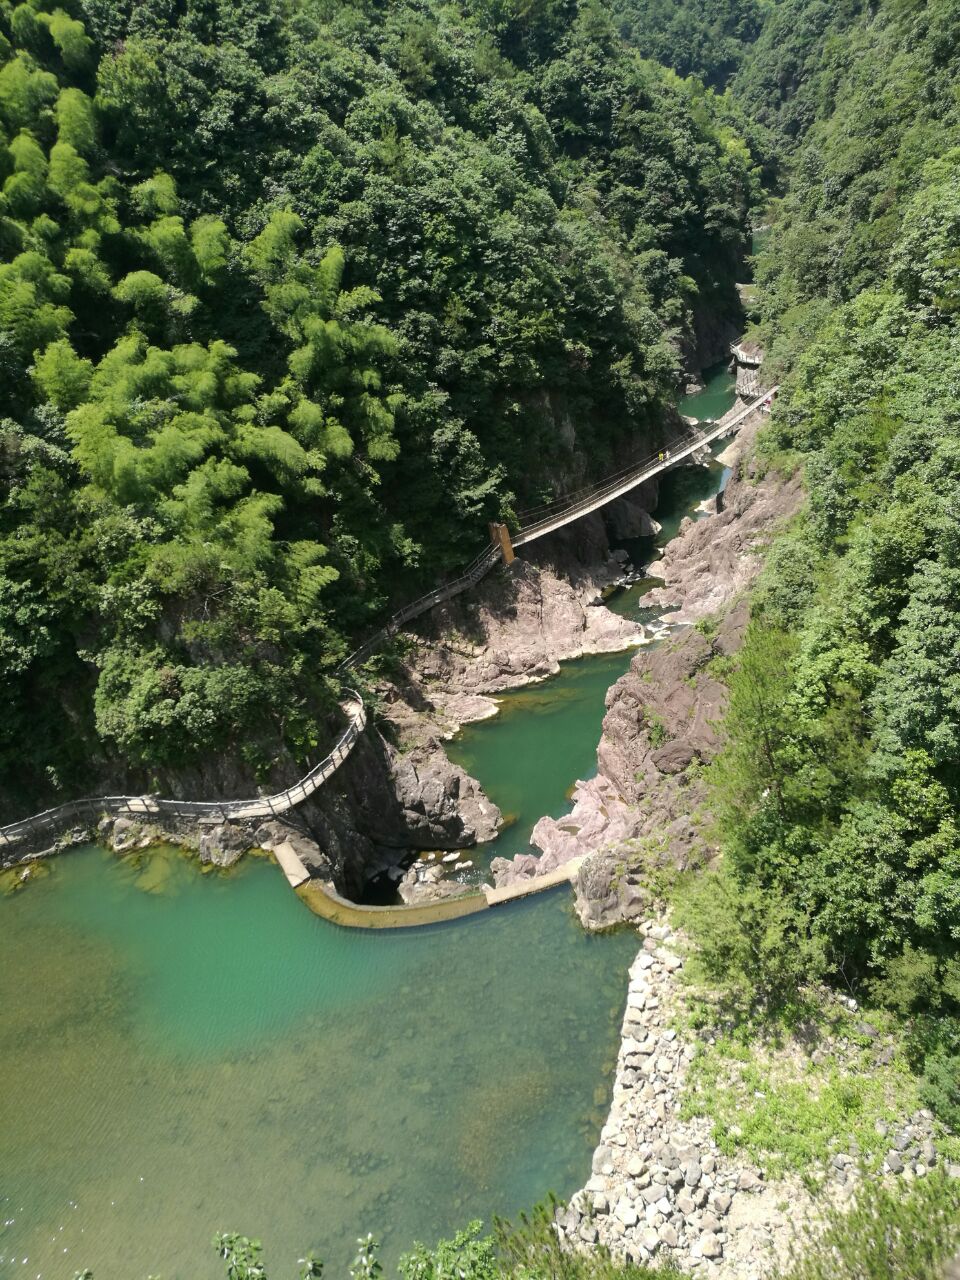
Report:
0,0,756,809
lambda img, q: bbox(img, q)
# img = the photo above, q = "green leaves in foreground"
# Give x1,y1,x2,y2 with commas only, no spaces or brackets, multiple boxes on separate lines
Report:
88,1177,960,1280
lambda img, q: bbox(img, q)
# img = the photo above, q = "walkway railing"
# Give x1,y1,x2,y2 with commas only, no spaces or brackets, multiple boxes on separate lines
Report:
336,545,500,672
513,392,774,546
0,693,365,850
337,391,775,670
1,391,773,854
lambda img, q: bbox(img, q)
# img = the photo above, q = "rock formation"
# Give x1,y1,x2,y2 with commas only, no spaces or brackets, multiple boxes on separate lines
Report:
491,409,802,898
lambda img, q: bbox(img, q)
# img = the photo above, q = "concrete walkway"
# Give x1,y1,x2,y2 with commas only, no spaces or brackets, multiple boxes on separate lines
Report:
481,855,585,905
272,840,312,888
293,854,586,929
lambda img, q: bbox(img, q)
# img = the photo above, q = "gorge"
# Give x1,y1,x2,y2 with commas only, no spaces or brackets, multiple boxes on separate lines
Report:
3,0,960,1275
1,374,779,1276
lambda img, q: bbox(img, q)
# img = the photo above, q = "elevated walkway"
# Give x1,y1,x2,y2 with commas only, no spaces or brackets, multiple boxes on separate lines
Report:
2,391,774,866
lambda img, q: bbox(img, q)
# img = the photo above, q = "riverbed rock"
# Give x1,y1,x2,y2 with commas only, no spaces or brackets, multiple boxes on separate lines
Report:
574,851,652,930
288,727,502,899
604,488,661,541
198,821,252,868
254,822,333,877
390,743,501,848
107,816,143,853
493,404,802,906
392,516,646,743
503,604,746,908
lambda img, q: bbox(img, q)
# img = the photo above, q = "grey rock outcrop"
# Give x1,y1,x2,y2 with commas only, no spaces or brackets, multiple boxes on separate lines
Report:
574,852,652,930
198,821,252,868
389,742,501,849
288,728,501,899
494,606,743,900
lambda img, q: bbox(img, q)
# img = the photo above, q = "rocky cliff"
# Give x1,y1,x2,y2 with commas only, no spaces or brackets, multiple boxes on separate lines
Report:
385,504,652,742
77,501,656,901
492,606,744,914
490,409,804,914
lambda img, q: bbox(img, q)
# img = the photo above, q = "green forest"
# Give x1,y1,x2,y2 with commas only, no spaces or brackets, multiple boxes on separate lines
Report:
0,0,757,810
1,0,958,1134
2,0,958,1129
5,0,960,1269
684,0,960,1132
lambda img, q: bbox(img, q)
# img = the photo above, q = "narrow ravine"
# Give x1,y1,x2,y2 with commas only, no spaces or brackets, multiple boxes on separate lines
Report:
393,374,737,895
0,376,739,1280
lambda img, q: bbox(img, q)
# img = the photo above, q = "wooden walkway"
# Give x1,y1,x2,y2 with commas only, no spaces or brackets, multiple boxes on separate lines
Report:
0,692,366,852
511,394,774,548
337,390,776,669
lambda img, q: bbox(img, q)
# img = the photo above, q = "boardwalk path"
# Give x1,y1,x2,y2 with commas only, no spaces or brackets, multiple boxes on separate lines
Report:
1,392,774,860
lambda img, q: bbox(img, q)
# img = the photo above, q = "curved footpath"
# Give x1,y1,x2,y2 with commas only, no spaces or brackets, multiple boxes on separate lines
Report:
0,693,366,856
2,392,773,931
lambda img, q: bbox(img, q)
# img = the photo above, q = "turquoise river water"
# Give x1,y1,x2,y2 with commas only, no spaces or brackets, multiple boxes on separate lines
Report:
0,848,637,1279
0,372,736,1280
447,372,735,873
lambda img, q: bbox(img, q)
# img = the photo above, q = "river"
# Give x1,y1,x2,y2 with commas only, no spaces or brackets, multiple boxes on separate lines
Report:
0,849,636,1279
0,371,735,1280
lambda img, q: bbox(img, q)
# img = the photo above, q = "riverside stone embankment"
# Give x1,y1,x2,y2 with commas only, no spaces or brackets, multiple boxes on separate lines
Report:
562,916,955,1278
559,928,793,1278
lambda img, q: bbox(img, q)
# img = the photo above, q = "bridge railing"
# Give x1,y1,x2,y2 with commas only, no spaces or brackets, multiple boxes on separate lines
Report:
513,391,773,547
335,545,500,672
0,692,366,848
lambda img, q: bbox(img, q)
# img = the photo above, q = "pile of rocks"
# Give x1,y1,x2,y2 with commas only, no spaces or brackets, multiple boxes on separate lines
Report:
559,923,781,1275
561,916,960,1278
878,1115,953,1179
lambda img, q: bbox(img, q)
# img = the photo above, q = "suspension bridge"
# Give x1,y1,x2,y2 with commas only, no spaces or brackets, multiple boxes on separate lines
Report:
1,389,775,857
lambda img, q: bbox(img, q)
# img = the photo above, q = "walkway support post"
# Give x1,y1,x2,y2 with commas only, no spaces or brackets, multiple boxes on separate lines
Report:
489,521,516,565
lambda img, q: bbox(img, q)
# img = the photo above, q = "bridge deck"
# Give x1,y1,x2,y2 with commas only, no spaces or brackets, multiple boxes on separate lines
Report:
513,392,775,548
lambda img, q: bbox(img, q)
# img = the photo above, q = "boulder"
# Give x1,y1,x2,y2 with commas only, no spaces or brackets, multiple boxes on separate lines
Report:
198,821,252,868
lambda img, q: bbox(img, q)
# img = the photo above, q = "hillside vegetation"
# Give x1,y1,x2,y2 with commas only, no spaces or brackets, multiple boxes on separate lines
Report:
0,0,756,812
683,0,960,1130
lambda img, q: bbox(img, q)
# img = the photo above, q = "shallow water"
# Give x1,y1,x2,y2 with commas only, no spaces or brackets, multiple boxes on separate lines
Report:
446,648,635,874
0,844,637,1280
